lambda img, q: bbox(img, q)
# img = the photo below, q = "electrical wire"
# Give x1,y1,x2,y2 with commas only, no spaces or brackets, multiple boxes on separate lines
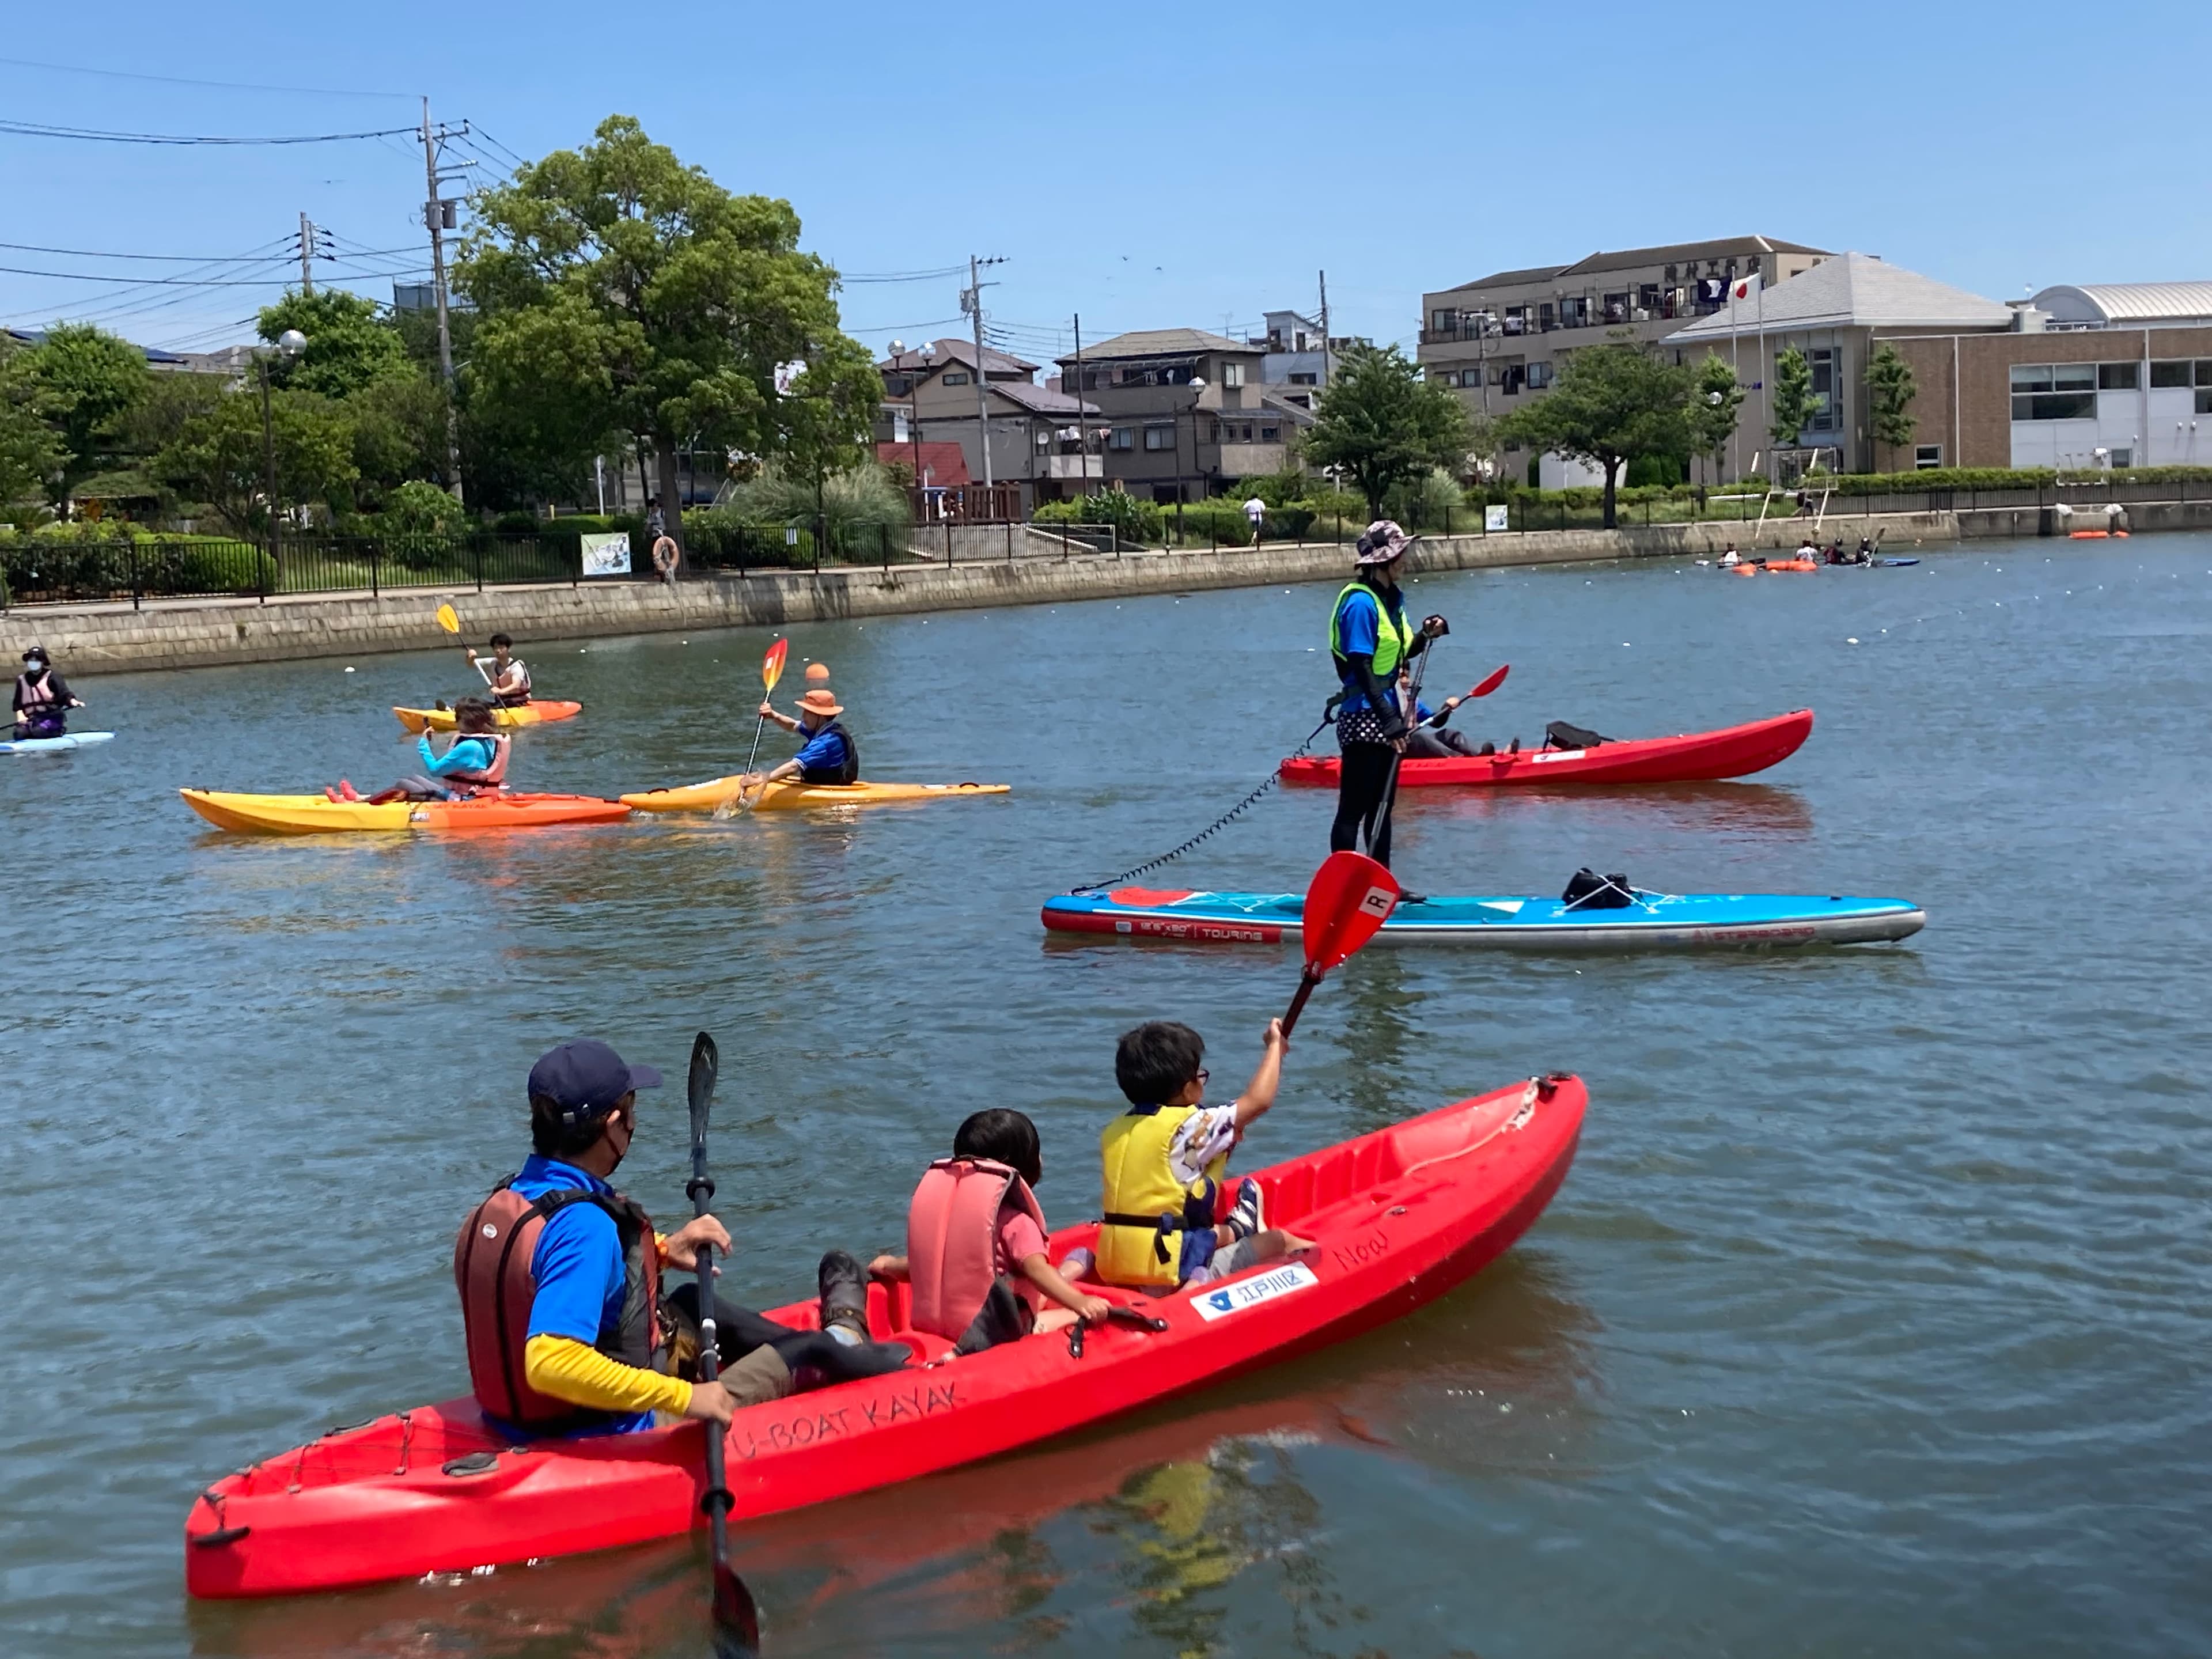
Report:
0,117,418,146
0,263,315,286
0,54,416,98
0,240,296,264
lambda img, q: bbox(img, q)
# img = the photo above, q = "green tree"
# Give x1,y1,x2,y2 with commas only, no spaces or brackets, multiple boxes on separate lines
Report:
1865,342,1919,460
25,324,151,508
1495,343,1692,528
0,338,63,510
257,291,412,399
1768,347,1814,447
151,387,358,535
1303,342,1470,518
1688,353,1744,484
457,114,880,547
346,372,454,510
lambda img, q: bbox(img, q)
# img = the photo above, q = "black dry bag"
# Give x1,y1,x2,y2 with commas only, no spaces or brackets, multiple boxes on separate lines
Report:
1544,720,1611,750
1561,868,1635,909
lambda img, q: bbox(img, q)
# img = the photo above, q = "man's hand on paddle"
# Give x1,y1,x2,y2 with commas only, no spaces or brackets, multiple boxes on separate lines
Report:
662,1214,730,1272
684,1379,740,1425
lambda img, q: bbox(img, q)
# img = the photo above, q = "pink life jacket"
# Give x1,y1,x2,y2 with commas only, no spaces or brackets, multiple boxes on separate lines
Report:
905,1156,1047,1344
444,731,511,793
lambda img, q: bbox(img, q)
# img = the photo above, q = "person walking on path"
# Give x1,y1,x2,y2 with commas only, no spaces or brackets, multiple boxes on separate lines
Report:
1243,497,1267,547
1325,521,1445,871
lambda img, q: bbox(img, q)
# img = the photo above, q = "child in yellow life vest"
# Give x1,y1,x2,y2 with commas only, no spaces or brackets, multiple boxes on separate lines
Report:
1093,1019,1314,1290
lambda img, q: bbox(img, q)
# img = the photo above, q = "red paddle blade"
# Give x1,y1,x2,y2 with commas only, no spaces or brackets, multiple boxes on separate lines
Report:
1469,663,1510,698
761,638,789,692
1301,851,1401,975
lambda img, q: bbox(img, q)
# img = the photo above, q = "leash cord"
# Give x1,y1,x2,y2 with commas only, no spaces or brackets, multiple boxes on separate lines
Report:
1067,711,1334,895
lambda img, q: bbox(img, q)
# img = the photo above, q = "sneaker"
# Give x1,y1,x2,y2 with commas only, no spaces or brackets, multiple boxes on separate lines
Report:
816,1249,872,1344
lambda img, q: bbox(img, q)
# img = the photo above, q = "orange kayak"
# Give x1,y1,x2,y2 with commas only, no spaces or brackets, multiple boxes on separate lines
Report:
180,790,630,835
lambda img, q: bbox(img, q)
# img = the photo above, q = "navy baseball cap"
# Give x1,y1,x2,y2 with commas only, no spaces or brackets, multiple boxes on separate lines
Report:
528,1039,664,1124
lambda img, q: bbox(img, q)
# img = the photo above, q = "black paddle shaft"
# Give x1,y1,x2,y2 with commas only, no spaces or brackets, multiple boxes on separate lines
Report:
684,1032,759,1653
1281,968,1322,1039
1372,623,1442,857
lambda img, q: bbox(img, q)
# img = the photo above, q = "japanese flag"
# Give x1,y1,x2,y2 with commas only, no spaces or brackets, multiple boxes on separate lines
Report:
1730,272,1763,305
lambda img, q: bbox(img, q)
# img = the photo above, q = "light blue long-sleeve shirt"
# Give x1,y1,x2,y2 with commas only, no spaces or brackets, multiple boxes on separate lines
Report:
418,733,498,777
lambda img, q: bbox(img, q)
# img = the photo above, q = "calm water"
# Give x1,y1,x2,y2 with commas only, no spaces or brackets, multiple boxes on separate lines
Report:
5,535,2210,1658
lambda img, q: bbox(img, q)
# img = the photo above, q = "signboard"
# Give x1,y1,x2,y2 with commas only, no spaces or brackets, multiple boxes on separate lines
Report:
1192,1261,1319,1321
1484,504,1510,532
580,531,631,578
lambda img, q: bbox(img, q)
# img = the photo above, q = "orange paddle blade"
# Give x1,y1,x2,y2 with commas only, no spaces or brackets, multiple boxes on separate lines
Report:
1301,851,1400,975
1469,664,1509,698
761,638,789,692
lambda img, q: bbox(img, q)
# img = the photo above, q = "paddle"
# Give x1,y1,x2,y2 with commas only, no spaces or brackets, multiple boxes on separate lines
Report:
1415,662,1509,729
433,602,498,713
1366,624,1450,863
714,639,789,820
1282,850,1402,1036
684,1031,760,1655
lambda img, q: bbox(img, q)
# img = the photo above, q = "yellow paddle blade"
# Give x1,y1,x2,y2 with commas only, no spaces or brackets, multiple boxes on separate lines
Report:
435,603,460,634
762,637,789,692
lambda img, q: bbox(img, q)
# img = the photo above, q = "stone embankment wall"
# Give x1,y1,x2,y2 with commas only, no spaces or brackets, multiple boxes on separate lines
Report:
0,503,2155,674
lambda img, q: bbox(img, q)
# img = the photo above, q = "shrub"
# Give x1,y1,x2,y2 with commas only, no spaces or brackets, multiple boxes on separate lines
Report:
1035,490,1162,546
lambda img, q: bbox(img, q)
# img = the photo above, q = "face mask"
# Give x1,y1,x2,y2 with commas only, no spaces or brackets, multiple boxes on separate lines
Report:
24,660,47,674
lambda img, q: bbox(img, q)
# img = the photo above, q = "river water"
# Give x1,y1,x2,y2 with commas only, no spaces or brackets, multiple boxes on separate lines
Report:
5,533,2209,1658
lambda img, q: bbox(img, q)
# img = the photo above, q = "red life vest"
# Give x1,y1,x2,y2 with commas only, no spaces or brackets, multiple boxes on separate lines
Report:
904,1157,1047,1344
444,732,511,793
452,1179,661,1432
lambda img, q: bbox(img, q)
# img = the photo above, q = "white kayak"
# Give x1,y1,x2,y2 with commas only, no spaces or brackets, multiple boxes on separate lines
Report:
2,732,114,754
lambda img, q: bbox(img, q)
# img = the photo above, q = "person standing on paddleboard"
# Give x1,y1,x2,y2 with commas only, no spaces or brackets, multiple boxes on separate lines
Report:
454,1039,910,1440
12,646,86,740
1327,522,1445,869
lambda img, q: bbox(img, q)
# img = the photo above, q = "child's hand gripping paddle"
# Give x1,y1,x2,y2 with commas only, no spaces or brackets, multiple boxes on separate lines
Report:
684,1031,760,1655
1282,851,1402,1036
715,639,790,820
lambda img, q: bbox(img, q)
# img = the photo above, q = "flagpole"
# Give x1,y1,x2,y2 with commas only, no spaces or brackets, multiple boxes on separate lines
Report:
1729,284,1741,483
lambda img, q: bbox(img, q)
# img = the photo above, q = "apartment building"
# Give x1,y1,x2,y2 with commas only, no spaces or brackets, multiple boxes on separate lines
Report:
1417,235,1831,417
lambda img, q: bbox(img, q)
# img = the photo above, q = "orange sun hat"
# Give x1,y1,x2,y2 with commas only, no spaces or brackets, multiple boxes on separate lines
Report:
797,687,843,718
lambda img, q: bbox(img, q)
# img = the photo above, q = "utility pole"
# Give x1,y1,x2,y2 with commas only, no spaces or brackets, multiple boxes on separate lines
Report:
961,255,1004,506
298,213,316,294
1073,313,1090,495
420,97,466,506
1317,270,1330,388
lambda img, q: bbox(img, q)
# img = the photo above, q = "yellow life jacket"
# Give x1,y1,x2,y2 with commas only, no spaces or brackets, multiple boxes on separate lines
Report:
1097,1104,1229,1287
1328,581,1415,681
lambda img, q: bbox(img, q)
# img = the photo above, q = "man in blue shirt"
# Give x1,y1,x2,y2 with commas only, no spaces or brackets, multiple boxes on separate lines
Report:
1327,522,1446,869
745,684,859,791
454,1038,910,1438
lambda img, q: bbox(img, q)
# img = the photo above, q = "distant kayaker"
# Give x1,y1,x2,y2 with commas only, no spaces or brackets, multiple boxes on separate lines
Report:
331,697,510,803
1092,1019,1313,1292
467,632,532,707
1856,536,1875,565
12,645,85,739
1327,521,1446,869
454,1039,910,1438
1718,545,1741,569
743,683,859,793
865,1107,1111,1353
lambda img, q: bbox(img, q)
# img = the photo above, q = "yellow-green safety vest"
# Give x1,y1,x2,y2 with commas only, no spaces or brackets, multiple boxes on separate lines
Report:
1097,1104,1229,1288
1328,581,1415,681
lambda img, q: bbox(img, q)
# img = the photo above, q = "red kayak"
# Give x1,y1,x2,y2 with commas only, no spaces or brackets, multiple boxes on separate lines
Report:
1281,709,1812,788
185,1074,1585,1598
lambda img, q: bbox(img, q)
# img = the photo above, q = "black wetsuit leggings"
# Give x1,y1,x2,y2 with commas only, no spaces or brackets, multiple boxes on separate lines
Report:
662,1281,907,1386
1330,741,1398,868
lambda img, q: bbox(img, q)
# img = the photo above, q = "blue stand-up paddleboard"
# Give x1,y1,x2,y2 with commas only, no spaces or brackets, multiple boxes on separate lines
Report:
1043,885,1925,951
2,731,115,755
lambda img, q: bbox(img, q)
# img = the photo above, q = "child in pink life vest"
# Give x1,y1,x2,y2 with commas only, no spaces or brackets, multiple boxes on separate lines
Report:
869,1108,1109,1354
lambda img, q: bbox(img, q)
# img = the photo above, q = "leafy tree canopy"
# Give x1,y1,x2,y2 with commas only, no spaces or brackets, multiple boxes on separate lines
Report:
1688,353,1745,476
258,291,413,399
151,387,358,536
1496,342,1692,527
0,338,65,509
456,113,880,543
1866,342,1918,452
1768,347,1815,448
1304,343,1471,518
24,324,151,504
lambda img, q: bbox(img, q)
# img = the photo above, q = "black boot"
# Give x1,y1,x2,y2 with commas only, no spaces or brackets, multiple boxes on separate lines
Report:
817,1249,872,1344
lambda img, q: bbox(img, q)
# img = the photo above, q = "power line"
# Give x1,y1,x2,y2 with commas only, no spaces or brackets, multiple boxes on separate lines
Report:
0,263,323,286
0,118,419,146
839,265,969,285
0,54,416,98
0,240,293,264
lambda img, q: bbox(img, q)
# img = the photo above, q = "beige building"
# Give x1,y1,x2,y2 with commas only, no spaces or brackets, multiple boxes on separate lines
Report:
1418,236,1831,427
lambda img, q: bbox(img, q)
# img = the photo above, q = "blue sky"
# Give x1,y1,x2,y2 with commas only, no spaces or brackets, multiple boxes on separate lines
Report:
5,0,2206,362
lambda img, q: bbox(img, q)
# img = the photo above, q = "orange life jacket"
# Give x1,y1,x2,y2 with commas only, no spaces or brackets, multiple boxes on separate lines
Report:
904,1157,1047,1344
444,732,511,793
453,1179,661,1433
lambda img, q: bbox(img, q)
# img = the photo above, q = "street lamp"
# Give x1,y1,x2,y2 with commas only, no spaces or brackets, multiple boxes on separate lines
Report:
1176,375,1208,541
260,328,306,565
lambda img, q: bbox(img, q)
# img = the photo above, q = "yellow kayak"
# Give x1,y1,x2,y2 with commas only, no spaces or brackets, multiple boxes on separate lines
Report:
392,700,582,733
619,778,1011,813
181,789,631,835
